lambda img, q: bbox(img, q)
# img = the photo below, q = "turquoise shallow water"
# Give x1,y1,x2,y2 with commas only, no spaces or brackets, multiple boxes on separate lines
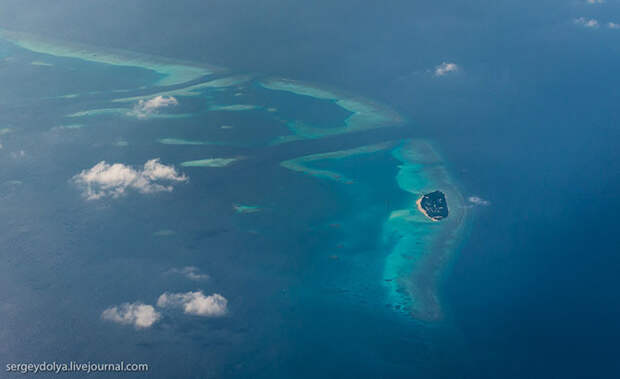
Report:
280,140,466,321
0,30,468,377
3,1,620,377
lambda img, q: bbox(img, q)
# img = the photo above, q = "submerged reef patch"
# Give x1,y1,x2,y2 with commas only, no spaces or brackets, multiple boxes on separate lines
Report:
233,204,262,214
158,138,209,146
0,29,213,86
260,78,403,143
180,157,241,167
157,138,245,147
66,107,191,120
31,60,53,66
208,104,259,112
112,75,253,103
52,124,85,131
281,141,396,184
153,229,176,237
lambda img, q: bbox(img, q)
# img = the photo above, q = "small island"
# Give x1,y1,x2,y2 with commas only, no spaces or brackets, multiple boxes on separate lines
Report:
417,190,448,221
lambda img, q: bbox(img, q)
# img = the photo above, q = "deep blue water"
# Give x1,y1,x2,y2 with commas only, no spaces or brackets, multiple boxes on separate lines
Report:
1,1,619,378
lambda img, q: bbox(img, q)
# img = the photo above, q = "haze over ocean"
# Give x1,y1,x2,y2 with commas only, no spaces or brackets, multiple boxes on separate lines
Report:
0,1,619,378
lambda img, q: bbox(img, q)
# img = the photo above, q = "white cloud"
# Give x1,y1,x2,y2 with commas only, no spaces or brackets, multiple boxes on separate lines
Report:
101,302,161,329
72,158,187,200
169,266,210,281
130,96,178,118
468,196,490,206
434,62,459,77
575,17,600,28
608,22,620,29
157,291,228,317
586,0,604,4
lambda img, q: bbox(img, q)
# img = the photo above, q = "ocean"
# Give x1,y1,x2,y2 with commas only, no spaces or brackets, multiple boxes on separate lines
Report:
0,1,619,378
